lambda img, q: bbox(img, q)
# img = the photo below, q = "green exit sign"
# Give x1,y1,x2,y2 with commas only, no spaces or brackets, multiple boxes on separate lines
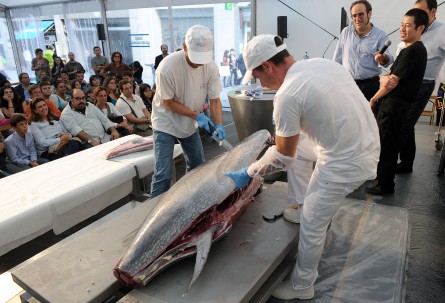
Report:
225,3,233,10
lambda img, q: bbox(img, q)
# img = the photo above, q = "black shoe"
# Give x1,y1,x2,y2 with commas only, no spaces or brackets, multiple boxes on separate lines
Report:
365,186,394,196
396,163,412,174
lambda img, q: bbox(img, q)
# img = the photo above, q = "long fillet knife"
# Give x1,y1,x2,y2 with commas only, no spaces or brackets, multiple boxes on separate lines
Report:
209,124,234,151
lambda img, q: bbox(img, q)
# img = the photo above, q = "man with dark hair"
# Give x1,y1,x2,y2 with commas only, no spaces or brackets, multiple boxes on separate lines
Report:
115,79,151,136
228,34,380,300
64,52,85,81
15,72,35,103
91,46,109,77
61,88,119,148
154,44,169,70
333,0,394,101
5,115,47,169
366,8,429,195
394,0,445,173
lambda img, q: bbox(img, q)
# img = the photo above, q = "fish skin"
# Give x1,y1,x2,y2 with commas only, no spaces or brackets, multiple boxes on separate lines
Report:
113,130,271,287
104,137,153,159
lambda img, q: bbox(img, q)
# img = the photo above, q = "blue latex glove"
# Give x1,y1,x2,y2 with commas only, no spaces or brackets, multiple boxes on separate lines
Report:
215,124,226,140
226,167,251,189
196,113,214,134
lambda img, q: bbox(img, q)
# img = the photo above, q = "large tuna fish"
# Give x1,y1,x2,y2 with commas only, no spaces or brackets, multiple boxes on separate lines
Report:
113,130,271,289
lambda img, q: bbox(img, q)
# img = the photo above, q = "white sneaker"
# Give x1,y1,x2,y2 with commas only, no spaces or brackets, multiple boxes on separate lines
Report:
283,206,302,224
272,280,314,300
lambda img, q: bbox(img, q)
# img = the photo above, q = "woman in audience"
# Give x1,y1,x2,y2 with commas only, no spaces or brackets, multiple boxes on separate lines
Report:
31,48,50,83
54,81,70,110
1,86,25,117
100,51,132,81
29,97,81,160
51,56,64,84
131,61,143,84
71,79,83,91
139,83,153,113
103,76,119,105
94,86,132,137
89,75,101,88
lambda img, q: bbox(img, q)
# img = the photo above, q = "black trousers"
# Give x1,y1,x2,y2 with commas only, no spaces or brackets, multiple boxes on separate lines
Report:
355,77,380,101
376,98,409,191
399,81,436,168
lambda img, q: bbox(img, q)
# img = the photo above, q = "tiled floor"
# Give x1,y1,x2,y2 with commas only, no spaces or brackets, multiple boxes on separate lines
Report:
1,112,444,302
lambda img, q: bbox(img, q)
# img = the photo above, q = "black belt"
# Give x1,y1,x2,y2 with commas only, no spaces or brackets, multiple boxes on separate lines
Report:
354,76,379,84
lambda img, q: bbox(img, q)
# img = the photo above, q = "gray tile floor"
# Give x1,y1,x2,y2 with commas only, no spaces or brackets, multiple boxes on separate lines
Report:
1,112,444,302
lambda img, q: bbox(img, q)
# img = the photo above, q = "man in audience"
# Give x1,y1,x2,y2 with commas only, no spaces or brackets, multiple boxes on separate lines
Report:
91,46,109,78
122,71,140,95
61,88,119,148
115,80,151,136
24,84,61,119
154,44,169,70
40,82,62,118
76,71,89,92
15,73,35,103
64,52,85,80
5,115,47,169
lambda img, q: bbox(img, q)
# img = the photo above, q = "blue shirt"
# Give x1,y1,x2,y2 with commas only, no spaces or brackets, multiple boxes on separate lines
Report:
5,131,38,165
333,24,394,80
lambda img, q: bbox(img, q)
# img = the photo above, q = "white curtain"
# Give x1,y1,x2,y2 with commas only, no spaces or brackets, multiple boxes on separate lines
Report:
10,6,45,75
63,0,102,76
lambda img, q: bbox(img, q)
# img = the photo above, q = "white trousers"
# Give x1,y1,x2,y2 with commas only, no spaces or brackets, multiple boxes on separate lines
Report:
287,135,365,289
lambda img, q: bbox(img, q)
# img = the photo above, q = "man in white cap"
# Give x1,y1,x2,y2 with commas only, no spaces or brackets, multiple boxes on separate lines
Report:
150,24,225,198
226,35,380,300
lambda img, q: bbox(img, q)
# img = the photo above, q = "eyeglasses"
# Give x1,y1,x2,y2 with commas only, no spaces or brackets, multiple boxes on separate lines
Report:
73,96,86,101
351,12,366,19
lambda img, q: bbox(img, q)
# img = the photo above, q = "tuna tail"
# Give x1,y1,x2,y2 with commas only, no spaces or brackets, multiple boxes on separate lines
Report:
186,225,220,293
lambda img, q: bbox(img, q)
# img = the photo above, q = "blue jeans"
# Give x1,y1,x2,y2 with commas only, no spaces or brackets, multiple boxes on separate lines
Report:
150,129,205,198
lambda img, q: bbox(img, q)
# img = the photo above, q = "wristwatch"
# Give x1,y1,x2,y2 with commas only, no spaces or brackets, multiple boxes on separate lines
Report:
87,139,93,144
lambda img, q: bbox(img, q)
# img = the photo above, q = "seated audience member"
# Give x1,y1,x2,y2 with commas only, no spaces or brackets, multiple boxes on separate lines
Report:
100,51,132,80
60,71,72,91
24,84,61,119
94,86,132,137
76,71,89,92
15,72,35,103
54,81,70,110
71,79,84,91
1,86,25,118
122,71,140,95
29,97,81,160
89,75,101,88
85,86,95,103
61,88,119,148
130,61,143,84
51,56,65,84
5,114,48,169
103,76,119,105
0,132,23,177
115,80,151,136
139,83,153,112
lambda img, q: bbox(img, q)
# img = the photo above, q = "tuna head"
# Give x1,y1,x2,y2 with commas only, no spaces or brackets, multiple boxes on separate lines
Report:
113,130,272,289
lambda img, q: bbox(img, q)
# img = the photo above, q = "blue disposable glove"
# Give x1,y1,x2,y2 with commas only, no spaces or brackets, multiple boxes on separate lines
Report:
196,113,214,134
215,124,226,140
226,167,251,189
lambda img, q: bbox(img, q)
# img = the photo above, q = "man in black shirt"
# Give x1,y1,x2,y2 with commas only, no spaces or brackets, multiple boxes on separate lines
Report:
366,8,428,195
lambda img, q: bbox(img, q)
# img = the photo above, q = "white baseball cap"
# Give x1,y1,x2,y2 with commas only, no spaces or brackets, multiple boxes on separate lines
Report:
185,25,214,65
242,35,287,85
